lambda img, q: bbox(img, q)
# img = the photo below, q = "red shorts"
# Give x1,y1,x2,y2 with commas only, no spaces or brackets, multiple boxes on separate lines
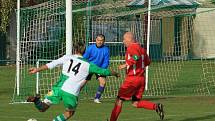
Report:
118,76,145,101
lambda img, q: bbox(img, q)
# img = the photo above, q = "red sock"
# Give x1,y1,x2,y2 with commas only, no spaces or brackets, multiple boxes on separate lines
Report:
137,100,156,110
110,104,122,121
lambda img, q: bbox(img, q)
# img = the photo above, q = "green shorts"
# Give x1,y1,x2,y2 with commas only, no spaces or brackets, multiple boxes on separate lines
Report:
45,74,78,110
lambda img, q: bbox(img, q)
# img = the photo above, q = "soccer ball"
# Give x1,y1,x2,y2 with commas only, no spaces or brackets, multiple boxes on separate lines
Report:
27,118,37,121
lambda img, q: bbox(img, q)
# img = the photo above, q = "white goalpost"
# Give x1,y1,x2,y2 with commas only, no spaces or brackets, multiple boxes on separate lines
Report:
15,0,73,100
16,0,21,96
145,0,152,90
66,0,72,55
13,0,69,102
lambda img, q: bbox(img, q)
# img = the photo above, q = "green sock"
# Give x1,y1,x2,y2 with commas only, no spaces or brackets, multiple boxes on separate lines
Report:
53,114,67,121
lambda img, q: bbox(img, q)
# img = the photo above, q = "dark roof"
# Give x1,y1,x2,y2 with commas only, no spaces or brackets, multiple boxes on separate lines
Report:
128,0,200,7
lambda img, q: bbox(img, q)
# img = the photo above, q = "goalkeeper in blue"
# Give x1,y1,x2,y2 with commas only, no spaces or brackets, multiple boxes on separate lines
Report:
83,34,110,103
27,42,119,121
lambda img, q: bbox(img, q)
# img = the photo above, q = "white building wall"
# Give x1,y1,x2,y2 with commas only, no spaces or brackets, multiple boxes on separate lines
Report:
193,8,215,58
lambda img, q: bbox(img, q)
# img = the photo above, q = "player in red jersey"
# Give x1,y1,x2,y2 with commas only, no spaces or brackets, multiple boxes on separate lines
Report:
109,32,164,121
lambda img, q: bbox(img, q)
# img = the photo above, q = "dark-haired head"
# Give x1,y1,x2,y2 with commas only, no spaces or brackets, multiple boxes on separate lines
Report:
73,41,86,55
96,34,105,41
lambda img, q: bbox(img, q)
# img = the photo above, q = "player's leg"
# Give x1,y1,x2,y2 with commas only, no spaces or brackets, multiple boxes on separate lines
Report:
131,97,156,110
27,94,50,112
131,76,155,109
56,90,78,121
27,80,62,112
53,109,75,121
132,99,164,120
131,77,164,120
110,78,134,121
94,75,106,103
110,98,123,121
131,87,156,110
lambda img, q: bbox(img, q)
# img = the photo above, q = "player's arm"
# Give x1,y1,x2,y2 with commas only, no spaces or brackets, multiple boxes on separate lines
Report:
126,47,140,66
144,51,151,66
118,64,127,70
29,65,48,74
29,55,66,74
89,63,120,77
119,47,139,70
83,46,91,59
101,48,110,69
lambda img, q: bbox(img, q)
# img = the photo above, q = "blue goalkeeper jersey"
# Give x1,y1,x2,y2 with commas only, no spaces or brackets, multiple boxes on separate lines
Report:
83,44,110,69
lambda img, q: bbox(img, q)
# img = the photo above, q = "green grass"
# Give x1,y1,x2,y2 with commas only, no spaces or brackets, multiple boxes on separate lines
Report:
1,65,215,121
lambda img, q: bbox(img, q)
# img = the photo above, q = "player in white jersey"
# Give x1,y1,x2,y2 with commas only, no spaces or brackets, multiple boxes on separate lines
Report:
27,42,119,121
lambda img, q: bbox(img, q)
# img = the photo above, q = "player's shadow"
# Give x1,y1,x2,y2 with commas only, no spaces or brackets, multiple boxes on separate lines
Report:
180,114,215,121
145,96,176,101
101,97,175,103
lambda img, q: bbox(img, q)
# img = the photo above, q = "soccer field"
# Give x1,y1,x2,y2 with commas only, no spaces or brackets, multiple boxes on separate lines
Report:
1,66,215,121
1,0,215,120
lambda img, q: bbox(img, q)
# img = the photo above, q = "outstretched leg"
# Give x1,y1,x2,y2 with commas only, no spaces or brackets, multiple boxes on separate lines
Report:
110,98,123,121
132,100,164,120
132,100,156,110
27,94,50,112
53,110,75,121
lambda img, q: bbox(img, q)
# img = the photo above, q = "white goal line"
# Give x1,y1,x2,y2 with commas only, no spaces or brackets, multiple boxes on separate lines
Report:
88,42,123,44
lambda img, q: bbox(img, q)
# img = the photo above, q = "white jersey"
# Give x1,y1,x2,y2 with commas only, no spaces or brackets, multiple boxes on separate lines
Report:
46,54,111,96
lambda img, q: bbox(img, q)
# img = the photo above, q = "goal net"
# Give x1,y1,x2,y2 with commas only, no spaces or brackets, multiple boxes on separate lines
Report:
13,0,215,103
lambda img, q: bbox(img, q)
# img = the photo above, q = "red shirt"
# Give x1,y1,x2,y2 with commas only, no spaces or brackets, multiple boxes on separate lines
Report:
125,42,150,76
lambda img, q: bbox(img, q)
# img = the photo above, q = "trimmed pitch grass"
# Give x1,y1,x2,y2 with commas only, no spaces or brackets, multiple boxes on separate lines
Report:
1,65,215,121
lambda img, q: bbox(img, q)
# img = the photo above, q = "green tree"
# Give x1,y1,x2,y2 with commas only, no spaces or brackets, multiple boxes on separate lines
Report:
211,0,215,4
0,0,49,33
0,0,15,33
